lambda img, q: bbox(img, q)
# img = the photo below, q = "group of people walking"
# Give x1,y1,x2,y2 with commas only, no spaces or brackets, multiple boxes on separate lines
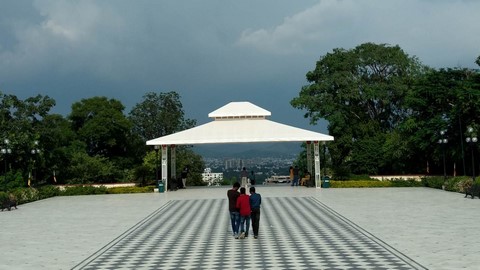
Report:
227,181,262,239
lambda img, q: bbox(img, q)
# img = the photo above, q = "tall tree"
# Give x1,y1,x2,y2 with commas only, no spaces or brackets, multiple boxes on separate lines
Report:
69,97,133,158
401,68,480,175
130,91,203,184
129,91,196,141
291,43,425,174
0,92,56,185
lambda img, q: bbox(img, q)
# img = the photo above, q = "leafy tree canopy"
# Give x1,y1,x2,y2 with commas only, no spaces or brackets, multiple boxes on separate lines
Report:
69,96,133,158
129,91,196,141
291,43,426,173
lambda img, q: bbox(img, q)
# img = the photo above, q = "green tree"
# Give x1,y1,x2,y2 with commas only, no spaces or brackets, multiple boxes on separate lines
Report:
37,114,78,184
401,68,480,175
291,43,426,174
129,91,196,141
69,97,133,158
0,92,56,187
142,147,205,186
66,152,118,184
129,91,201,185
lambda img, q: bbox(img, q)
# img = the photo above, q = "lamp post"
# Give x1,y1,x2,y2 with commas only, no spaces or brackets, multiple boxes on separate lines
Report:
438,130,448,183
31,140,41,185
154,145,160,182
465,127,477,182
1,139,12,190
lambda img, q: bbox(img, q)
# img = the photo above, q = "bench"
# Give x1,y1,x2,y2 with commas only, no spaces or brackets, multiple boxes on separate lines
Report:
465,183,480,199
1,194,18,211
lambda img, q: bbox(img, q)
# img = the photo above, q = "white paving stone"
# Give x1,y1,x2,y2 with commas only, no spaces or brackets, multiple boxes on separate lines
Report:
0,186,478,269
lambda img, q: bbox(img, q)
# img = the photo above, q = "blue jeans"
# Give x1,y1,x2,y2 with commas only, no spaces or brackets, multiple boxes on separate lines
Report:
291,176,299,186
230,211,240,236
240,215,251,235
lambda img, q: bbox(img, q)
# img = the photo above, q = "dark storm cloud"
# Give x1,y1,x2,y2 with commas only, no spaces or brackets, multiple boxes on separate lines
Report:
0,0,479,131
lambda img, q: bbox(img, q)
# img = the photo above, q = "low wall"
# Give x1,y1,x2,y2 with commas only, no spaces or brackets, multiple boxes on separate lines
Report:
55,183,136,191
369,175,425,181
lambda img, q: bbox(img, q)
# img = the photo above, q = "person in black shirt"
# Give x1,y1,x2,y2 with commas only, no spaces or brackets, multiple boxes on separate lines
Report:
227,182,241,239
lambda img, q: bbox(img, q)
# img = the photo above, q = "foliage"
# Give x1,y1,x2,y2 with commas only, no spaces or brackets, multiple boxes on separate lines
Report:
331,165,351,180
0,191,8,204
292,43,480,176
37,185,61,198
175,147,205,186
390,179,423,187
330,180,390,188
329,179,421,188
106,186,154,194
60,185,109,196
348,174,373,181
11,188,39,204
0,171,25,192
0,93,56,184
401,68,480,175
421,176,445,189
292,43,426,175
221,176,237,186
132,165,155,186
66,152,118,184
69,97,134,158
129,92,196,141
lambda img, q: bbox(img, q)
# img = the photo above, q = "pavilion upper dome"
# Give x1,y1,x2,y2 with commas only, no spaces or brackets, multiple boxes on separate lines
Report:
208,101,271,119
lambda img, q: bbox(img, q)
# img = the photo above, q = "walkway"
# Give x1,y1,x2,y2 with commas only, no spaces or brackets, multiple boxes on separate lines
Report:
1,186,479,269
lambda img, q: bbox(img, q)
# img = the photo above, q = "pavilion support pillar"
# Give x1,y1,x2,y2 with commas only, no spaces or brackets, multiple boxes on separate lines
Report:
306,141,312,175
162,145,168,192
314,141,321,188
170,145,176,182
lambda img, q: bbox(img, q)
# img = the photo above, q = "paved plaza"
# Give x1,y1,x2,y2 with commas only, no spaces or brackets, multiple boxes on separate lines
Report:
1,186,479,269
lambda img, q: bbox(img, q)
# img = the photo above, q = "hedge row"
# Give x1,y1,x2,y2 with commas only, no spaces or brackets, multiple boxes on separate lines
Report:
2,177,477,208
330,179,423,188
1,185,155,206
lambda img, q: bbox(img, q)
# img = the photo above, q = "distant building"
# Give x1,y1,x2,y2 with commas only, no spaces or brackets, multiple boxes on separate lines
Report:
202,168,223,186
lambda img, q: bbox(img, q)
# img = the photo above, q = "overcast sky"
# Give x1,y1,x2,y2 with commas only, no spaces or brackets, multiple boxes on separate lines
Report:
1,0,479,133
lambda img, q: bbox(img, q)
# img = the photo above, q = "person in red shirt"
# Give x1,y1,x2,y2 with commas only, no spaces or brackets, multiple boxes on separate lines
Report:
236,187,251,239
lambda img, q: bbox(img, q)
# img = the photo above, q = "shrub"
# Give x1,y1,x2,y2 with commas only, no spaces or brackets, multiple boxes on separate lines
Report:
332,165,351,180
66,152,118,184
60,186,108,196
37,185,61,199
187,174,208,186
390,179,423,187
329,179,422,188
330,180,391,188
0,191,8,205
132,165,154,187
106,186,154,194
421,176,444,189
11,188,40,204
349,174,373,181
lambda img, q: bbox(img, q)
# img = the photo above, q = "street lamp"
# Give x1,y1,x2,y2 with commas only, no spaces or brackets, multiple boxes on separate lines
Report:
31,140,41,185
1,139,12,190
438,130,448,183
154,145,160,182
465,127,478,182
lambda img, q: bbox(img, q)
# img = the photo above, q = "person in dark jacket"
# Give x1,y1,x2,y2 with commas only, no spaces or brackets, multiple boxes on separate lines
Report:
249,186,262,239
227,182,241,238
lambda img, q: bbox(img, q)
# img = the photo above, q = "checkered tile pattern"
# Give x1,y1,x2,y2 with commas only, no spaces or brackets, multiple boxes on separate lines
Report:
73,197,425,270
